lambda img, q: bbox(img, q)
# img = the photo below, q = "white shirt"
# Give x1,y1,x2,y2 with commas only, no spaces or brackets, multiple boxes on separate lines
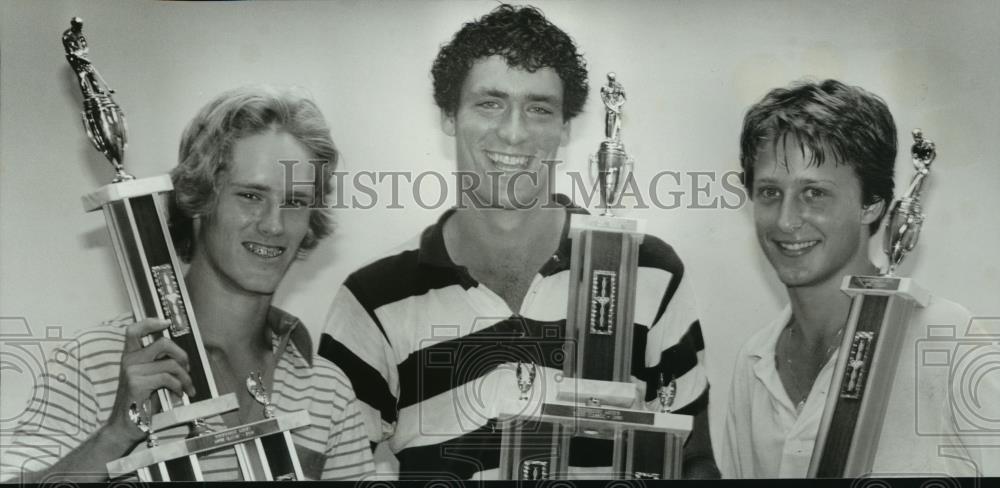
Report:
719,294,999,478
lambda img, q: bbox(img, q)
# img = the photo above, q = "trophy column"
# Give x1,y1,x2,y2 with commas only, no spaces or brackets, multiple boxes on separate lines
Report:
498,74,690,480
808,130,937,477
63,18,307,481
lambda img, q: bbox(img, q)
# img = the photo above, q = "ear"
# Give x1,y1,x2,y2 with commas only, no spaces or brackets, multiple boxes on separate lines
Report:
559,120,571,147
440,110,456,137
860,198,886,226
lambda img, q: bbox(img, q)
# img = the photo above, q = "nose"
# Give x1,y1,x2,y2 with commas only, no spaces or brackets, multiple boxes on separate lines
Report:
776,196,804,232
256,202,285,237
497,107,528,145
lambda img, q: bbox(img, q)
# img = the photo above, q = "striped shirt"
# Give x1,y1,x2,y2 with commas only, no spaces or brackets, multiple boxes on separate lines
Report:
320,196,709,479
1,307,374,482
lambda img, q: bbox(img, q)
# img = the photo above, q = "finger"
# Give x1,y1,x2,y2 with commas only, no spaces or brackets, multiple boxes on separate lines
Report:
157,359,196,398
122,364,172,400
150,358,195,397
126,336,190,371
149,372,184,397
123,318,171,352
127,360,195,397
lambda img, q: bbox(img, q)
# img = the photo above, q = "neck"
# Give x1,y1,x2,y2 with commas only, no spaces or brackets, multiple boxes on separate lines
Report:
785,258,878,346
184,262,272,355
448,204,566,258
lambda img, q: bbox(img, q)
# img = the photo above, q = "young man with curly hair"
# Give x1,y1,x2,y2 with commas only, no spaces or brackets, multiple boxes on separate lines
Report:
319,4,718,479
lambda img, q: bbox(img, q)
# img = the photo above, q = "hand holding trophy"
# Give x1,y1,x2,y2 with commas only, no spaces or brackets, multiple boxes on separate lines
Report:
64,18,309,481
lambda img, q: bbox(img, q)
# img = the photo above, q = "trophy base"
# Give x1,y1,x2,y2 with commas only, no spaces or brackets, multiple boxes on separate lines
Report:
106,410,311,478
555,377,637,409
497,397,690,480
151,393,239,432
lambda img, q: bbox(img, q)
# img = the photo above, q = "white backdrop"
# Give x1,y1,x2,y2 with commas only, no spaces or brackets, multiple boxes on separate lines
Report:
2,0,998,462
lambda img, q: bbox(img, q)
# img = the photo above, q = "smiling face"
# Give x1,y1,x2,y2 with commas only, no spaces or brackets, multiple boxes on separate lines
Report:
442,55,570,209
190,130,317,296
751,140,883,290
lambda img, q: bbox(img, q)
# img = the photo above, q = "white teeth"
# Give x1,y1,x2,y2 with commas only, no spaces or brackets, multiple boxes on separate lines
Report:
777,240,819,251
487,152,531,170
244,242,284,258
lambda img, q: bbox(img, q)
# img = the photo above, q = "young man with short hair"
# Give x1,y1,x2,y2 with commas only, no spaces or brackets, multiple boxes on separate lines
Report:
720,79,995,477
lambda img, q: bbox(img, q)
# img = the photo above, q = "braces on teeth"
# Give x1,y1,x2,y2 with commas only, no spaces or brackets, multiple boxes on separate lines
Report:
247,243,283,257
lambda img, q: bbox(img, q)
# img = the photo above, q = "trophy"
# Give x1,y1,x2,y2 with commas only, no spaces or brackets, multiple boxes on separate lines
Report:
64,18,308,481
808,130,936,477
498,74,691,480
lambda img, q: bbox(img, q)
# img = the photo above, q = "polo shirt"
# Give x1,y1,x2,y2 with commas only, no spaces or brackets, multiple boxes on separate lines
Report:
1,307,375,481
320,196,709,479
719,295,999,478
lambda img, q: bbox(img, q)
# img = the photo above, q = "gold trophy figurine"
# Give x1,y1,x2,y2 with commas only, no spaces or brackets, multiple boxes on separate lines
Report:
593,73,632,216
883,129,936,276
63,17,130,182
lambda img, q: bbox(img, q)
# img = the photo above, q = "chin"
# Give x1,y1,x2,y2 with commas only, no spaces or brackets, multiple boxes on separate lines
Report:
775,268,838,289
231,273,283,296
245,285,280,296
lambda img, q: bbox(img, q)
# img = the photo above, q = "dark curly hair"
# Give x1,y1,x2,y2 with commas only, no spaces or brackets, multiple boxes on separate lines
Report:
431,4,589,120
739,79,897,234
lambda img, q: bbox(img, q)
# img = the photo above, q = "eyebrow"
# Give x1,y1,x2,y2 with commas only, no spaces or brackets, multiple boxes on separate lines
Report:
231,182,315,199
478,88,561,105
754,176,839,186
231,182,273,192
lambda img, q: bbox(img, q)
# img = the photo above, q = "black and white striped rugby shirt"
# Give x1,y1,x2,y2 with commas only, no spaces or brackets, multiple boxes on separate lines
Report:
319,196,708,479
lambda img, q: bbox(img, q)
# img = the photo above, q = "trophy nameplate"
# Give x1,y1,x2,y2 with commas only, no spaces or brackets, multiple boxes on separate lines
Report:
63,18,307,481
808,130,937,477
497,398,691,479
498,74,691,480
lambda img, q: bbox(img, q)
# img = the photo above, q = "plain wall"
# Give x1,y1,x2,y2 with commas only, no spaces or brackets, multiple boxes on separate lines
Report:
2,0,998,465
